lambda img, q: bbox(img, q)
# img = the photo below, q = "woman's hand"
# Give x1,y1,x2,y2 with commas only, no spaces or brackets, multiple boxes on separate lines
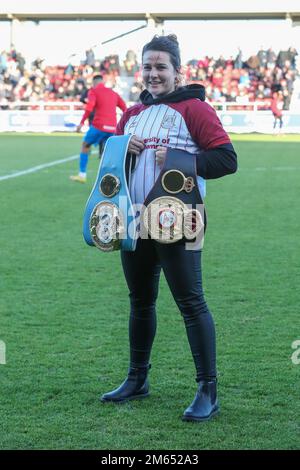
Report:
155,146,167,167
128,135,145,155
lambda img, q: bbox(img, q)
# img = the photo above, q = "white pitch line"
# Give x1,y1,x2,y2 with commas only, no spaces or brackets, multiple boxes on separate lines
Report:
0,154,79,182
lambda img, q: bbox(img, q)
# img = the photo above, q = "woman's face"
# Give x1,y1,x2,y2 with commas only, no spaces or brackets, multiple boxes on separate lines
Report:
142,50,177,99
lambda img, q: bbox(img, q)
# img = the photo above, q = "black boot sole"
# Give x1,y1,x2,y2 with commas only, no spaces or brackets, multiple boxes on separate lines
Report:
182,407,220,422
100,392,150,403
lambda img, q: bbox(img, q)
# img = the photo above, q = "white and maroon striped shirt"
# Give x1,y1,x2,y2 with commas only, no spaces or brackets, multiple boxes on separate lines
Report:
116,98,231,206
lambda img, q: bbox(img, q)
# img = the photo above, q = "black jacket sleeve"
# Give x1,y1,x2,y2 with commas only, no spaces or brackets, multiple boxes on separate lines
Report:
195,143,238,179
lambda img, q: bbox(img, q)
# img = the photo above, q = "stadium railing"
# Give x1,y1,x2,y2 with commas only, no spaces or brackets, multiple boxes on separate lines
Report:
1,101,300,133
3,101,84,111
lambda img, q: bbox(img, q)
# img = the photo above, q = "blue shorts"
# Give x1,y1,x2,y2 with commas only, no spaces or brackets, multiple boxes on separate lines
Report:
84,125,114,147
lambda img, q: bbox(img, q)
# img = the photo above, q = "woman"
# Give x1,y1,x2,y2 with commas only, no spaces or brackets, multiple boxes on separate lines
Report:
100,35,237,422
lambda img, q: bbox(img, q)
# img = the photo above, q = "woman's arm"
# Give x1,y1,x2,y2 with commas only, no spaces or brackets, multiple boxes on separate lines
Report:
183,100,238,179
155,143,237,179
195,143,238,179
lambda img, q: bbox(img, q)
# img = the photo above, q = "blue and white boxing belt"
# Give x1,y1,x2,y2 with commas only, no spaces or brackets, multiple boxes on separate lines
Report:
83,134,137,252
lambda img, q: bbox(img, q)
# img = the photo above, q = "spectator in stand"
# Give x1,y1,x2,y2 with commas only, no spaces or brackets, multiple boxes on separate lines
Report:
0,82,9,109
234,48,243,69
32,57,44,70
239,69,250,88
257,47,268,68
15,51,26,74
271,91,284,133
277,49,292,69
70,74,127,183
221,87,232,102
129,81,143,102
212,87,222,101
124,50,139,77
64,62,75,76
215,55,226,69
0,46,298,109
266,48,277,68
85,49,95,67
246,55,260,70
287,47,298,69
0,51,8,74
108,55,120,76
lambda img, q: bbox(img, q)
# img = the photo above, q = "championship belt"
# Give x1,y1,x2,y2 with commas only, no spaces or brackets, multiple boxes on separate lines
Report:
142,148,206,244
83,135,137,252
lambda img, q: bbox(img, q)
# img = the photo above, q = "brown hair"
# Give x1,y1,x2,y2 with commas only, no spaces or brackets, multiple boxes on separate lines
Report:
142,34,181,72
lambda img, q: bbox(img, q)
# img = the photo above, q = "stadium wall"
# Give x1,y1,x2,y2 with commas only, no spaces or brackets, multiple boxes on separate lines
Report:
1,109,300,133
0,110,83,133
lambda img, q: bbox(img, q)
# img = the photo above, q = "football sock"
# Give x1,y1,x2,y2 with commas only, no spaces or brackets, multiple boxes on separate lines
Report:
79,152,89,174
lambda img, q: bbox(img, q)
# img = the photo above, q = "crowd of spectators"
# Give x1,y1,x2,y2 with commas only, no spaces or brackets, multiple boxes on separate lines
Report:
0,45,298,110
182,47,298,110
0,48,123,110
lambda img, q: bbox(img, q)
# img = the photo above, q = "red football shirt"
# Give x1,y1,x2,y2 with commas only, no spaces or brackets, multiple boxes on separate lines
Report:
80,83,127,132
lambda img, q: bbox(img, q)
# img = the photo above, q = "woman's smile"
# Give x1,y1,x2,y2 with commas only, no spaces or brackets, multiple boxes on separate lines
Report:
142,50,177,98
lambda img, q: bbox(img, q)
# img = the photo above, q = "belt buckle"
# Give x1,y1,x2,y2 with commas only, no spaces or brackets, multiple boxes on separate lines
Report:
143,197,204,244
90,201,124,251
161,170,195,194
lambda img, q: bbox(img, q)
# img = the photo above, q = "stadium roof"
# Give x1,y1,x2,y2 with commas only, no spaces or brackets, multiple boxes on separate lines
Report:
1,0,300,22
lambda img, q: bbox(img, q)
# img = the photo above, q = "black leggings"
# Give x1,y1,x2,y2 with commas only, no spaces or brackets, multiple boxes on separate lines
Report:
121,238,216,381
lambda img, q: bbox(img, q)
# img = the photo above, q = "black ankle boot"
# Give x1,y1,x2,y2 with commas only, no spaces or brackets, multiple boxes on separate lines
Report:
100,365,151,403
182,379,219,422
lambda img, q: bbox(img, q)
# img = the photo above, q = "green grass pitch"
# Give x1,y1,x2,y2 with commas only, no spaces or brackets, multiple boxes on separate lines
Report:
0,133,299,450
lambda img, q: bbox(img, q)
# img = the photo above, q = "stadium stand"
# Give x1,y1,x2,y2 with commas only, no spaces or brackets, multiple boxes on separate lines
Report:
0,46,298,110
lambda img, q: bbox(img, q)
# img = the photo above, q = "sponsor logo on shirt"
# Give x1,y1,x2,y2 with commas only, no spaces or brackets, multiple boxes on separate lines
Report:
161,114,176,129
